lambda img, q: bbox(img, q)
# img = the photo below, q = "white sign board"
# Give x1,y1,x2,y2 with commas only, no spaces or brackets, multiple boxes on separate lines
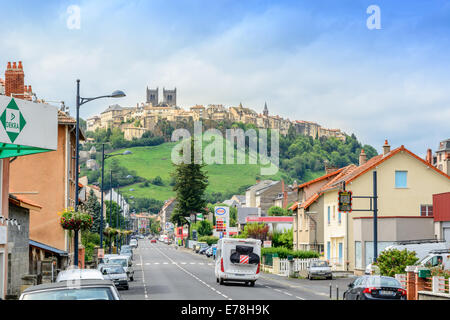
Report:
263,240,272,248
0,226,6,244
0,96,58,150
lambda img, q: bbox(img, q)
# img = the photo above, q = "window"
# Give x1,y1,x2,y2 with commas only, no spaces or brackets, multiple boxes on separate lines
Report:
338,211,342,224
333,205,335,219
327,242,330,260
420,205,433,217
299,214,303,230
338,243,343,264
327,206,331,224
395,171,408,188
355,241,362,269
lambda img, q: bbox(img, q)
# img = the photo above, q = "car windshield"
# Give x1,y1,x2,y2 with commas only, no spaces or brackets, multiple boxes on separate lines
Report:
121,249,131,253
103,266,124,274
22,287,115,300
108,259,127,267
366,277,401,287
311,261,328,267
417,254,432,265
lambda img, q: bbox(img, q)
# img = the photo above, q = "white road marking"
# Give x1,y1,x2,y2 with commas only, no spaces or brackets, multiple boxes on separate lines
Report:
163,262,168,265
296,296,305,300
154,246,231,300
139,253,149,299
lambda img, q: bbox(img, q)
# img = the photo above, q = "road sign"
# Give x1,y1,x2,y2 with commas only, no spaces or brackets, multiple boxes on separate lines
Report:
338,190,352,212
263,240,272,248
97,248,104,259
215,206,229,234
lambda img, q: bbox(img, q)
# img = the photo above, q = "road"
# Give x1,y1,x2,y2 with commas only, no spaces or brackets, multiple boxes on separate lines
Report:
121,239,353,300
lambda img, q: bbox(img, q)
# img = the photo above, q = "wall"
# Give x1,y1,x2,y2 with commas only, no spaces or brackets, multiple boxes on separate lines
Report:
6,202,29,298
9,125,67,251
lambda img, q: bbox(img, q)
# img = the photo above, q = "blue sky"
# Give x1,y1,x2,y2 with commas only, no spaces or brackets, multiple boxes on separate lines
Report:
1,0,449,156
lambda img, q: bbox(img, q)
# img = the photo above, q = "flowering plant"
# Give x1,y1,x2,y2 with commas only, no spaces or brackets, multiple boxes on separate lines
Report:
59,207,93,231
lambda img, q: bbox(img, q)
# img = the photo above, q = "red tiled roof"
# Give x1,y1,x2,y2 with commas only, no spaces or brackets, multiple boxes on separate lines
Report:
296,167,345,190
9,194,42,210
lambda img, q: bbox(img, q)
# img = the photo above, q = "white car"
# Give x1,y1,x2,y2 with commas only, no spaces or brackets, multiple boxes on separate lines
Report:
107,255,135,281
56,268,104,282
130,239,138,249
215,238,261,286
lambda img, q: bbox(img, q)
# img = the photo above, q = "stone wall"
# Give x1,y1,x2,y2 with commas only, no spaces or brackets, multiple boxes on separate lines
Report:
6,203,30,299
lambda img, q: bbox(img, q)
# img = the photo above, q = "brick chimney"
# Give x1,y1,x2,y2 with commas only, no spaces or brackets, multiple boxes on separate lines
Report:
383,140,391,156
426,148,432,164
5,61,25,99
359,149,367,166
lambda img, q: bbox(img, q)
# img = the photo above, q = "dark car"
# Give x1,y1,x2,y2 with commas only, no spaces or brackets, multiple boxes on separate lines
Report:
343,275,406,300
150,239,157,243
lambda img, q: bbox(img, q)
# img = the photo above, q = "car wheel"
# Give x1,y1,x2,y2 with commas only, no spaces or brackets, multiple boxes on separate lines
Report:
250,281,255,287
216,278,219,283
219,278,224,285
328,276,333,280
130,276,134,281
125,286,129,290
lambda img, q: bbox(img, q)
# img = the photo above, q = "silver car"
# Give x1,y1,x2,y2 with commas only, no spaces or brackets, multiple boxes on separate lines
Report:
99,264,129,290
307,260,333,280
20,279,121,300
107,255,134,281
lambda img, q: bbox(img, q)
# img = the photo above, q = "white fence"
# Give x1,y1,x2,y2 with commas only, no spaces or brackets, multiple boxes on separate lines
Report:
394,274,407,289
278,258,320,276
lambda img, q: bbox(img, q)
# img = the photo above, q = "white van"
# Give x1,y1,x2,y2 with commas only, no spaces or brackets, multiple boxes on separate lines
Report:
416,249,450,270
215,238,261,286
365,240,448,274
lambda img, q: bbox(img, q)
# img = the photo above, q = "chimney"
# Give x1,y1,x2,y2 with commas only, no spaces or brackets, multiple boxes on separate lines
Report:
383,140,391,156
426,149,432,165
359,149,367,166
5,61,25,99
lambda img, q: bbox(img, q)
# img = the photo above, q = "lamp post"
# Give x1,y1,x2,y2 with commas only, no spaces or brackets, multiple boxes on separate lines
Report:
74,80,125,266
99,146,131,250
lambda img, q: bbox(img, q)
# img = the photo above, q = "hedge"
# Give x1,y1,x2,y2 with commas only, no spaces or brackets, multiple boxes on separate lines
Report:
198,236,219,246
261,247,319,259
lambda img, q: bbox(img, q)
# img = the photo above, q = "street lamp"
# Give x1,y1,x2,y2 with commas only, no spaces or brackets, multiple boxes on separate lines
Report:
74,80,125,267
99,144,132,250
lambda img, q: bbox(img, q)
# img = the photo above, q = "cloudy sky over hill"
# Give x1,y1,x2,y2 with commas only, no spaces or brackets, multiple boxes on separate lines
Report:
1,0,449,155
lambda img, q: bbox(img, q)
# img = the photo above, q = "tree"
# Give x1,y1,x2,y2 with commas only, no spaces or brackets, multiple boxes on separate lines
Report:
242,223,269,241
374,249,419,277
81,189,102,233
171,137,209,240
268,206,287,216
105,200,125,229
197,220,213,237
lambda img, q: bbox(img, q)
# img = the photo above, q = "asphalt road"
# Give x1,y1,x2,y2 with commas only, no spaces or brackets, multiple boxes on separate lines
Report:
120,239,354,300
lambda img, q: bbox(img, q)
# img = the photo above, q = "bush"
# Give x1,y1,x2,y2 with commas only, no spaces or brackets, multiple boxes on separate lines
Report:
261,247,319,259
271,229,293,249
198,236,219,246
374,249,419,277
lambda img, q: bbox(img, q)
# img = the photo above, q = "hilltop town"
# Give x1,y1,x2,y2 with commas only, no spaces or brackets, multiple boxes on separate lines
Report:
86,86,346,141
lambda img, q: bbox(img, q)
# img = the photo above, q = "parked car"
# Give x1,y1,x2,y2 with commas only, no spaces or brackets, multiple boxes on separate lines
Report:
199,246,211,255
205,246,213,257
107,255,134,281
150,239,157,243
138,234,145,239
120,247,133,260
195,242,208,253
416,249,450,270
56,268,104,282
99,264,129,290
130,239,138,249
20,279,121,300
99,254,119,264
307,260,332,280
343,275,406,300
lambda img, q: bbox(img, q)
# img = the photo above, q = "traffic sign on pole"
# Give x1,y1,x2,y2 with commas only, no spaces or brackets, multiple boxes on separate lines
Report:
338,190,352,212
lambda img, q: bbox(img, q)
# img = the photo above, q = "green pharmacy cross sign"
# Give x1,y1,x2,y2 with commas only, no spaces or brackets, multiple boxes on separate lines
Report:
0,98,27,143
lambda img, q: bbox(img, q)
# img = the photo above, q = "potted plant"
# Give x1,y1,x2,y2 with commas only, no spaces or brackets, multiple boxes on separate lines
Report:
59,207,93,231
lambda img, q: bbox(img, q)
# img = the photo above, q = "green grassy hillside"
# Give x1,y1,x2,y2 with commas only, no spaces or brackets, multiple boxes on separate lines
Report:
110,142,287,201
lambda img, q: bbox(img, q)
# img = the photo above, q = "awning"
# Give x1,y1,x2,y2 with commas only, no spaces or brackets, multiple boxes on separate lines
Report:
29,240,68,256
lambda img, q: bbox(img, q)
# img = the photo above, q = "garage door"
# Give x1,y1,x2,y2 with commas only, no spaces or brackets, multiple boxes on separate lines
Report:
444,228,450,245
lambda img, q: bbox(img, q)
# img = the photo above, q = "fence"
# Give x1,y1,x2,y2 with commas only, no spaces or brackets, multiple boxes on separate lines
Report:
395,274,407,289
278,258,320,276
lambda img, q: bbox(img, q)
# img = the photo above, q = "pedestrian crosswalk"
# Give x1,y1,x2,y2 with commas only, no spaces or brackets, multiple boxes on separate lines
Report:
136,262,214,266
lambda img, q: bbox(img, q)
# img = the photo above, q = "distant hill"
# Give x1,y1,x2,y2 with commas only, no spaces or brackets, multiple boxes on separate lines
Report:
111,142,287,201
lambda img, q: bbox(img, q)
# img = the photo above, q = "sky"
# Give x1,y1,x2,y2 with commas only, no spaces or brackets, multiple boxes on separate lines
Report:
0,0,449,156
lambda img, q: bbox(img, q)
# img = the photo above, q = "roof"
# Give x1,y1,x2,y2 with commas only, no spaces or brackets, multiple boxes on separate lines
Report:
321,146,450,193
246,216,293,223
57,110,86,140
22,279,115,293
101,104,123,113
247,180,279,193
9,194,42,210
232,195,246,203
29,240,68,256
160,198,176,212
296,168,345,190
